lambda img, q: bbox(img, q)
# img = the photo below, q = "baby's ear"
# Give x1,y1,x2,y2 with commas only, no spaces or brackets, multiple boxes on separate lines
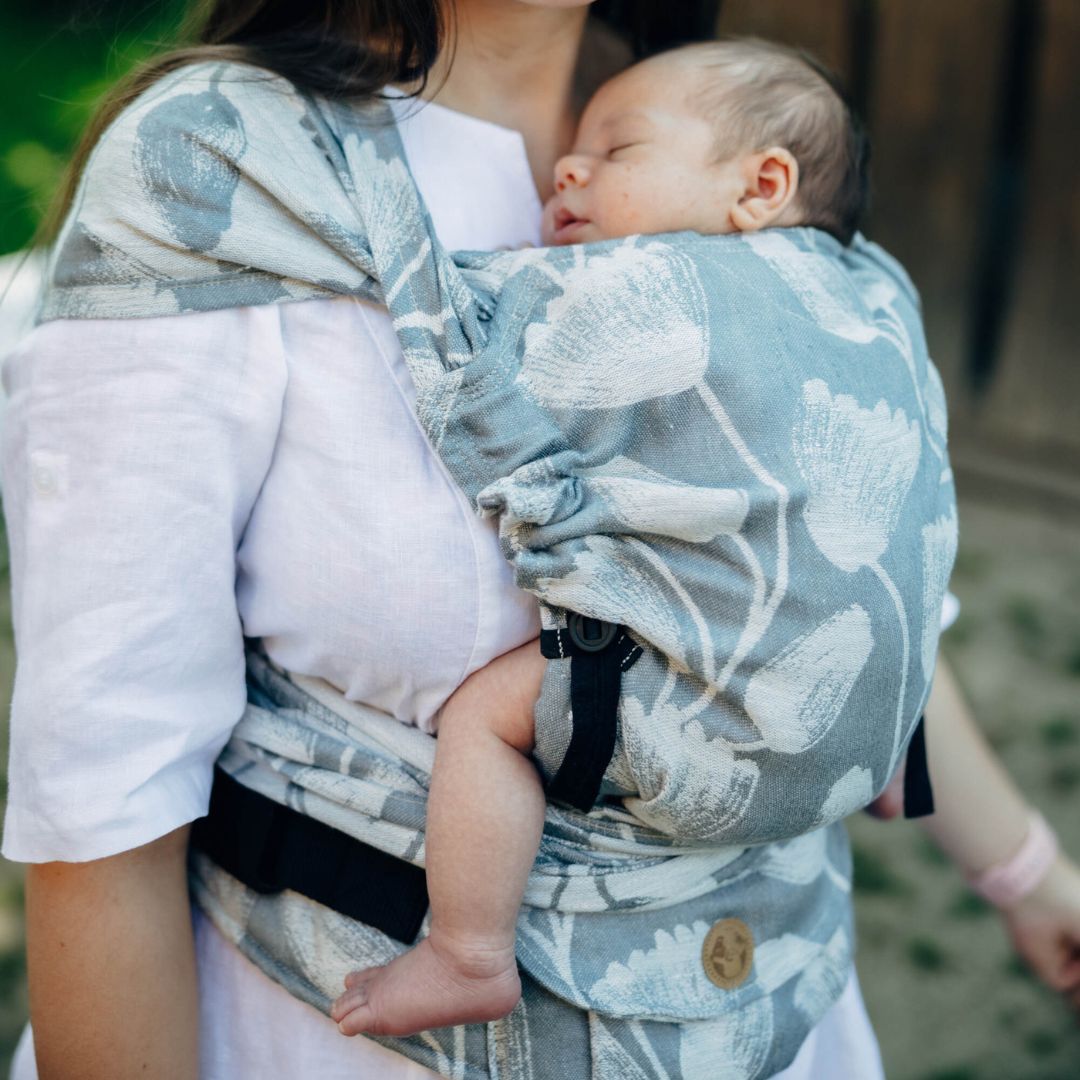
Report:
729,148,800,233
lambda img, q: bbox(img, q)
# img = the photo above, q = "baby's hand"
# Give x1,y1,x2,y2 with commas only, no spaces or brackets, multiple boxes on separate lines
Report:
1002,852,1080,1012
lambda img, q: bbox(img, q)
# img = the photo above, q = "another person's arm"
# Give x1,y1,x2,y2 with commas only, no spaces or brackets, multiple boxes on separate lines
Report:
868,654,1080,1006
918,658,1080,1006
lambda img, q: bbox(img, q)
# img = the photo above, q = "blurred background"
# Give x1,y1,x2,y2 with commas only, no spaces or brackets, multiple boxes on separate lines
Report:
0,1,1077,1077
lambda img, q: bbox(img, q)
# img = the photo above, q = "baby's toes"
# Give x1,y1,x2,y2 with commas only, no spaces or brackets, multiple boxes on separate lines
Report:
330,981,370,1024
336,1001,379,1037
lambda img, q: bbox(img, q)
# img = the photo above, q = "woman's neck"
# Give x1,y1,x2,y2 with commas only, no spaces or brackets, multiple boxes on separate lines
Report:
404,1,591,201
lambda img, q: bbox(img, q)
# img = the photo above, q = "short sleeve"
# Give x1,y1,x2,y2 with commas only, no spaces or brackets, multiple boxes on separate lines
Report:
1,306,286,862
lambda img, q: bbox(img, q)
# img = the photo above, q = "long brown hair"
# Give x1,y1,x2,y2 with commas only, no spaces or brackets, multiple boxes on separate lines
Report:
40,0,721,245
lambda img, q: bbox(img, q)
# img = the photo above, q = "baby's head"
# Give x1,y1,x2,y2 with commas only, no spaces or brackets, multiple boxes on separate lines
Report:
543,39,869,247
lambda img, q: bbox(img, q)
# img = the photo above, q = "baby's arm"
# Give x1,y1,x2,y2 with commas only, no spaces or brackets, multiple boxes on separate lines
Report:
436,638,547,749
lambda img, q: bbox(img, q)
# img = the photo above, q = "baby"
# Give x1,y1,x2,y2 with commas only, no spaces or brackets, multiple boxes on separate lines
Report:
330,38,870,1038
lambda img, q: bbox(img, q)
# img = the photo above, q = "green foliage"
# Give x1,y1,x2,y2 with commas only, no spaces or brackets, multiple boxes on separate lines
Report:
1047,762,1080,794
852,845,910,897
906,936,948,972
916,834,951,868
1040,714,1077,747
947,890,992,920
1023,1029,1060,1058
1002,594,1046,655
0,3,189,254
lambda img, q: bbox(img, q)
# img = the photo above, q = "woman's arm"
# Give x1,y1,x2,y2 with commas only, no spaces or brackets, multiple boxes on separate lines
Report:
2,307,287,1068
26,825,198,1080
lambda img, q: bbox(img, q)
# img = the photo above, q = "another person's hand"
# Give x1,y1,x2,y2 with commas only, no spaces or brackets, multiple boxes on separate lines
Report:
1001,851,1080,1012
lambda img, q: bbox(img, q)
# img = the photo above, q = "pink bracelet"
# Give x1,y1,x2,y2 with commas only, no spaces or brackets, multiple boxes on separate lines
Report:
968,812,1059,908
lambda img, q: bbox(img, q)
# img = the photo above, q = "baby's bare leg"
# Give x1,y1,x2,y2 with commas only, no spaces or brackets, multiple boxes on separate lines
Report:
332,642,546,1038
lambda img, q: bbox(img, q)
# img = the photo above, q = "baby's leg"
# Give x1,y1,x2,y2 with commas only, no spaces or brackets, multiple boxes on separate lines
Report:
332,645,546,1037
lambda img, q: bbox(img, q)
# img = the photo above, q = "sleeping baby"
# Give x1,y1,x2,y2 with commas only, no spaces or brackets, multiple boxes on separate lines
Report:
331,38,924,1039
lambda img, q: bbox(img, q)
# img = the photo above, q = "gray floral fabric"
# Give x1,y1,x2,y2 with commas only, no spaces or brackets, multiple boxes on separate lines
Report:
190,647,855,1079
40,61,957,1078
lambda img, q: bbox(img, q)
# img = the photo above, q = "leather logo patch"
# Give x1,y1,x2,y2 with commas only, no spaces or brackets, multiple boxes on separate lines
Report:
702,918,754,989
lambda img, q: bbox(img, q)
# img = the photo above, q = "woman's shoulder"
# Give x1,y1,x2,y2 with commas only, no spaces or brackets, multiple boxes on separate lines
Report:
82,57,307,192
43,57,348,321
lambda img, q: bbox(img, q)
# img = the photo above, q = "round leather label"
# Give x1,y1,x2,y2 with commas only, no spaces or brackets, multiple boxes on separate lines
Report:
702,918,754,989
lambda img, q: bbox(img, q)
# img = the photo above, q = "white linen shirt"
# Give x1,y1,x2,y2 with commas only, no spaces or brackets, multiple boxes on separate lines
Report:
1,94,543,865
2,92,886,1080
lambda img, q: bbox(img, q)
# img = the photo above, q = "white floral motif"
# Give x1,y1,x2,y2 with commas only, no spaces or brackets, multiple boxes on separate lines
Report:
794,379,922,572
518,243,709,409
753,933,823,993
743,231,880,344
789,374,926,773
591,1017,670,1080
924,360,949,450
621,699,760,842
588,920,732,1018
818,766,875,824
793,928,851,1024
920,507,959,680
578,456,749,544
278,893,401,999
744,605,874,754
678,996,774,1080
755,830,829,885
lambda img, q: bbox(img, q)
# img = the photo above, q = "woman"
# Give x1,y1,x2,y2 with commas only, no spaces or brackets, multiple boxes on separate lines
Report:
4,2,1079,1077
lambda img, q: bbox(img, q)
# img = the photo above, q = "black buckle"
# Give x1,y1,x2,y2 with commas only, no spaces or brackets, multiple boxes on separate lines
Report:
567,613,618,652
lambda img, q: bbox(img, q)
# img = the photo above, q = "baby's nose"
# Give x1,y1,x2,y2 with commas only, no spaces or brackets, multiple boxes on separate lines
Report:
554,154,591,192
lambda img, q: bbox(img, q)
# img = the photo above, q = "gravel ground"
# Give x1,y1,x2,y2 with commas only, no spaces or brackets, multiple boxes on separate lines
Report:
0,491,1076,1077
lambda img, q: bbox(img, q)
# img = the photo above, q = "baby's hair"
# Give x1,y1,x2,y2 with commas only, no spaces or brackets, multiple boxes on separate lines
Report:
668,39,870,245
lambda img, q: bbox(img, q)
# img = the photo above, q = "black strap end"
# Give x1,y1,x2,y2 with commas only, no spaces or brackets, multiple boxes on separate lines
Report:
903,714,935,819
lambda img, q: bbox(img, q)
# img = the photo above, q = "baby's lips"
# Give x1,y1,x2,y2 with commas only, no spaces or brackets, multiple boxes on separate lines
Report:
552,204,580,230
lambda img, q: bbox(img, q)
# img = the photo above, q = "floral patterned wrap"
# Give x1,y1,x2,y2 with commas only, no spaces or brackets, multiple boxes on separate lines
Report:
39,62,957,1078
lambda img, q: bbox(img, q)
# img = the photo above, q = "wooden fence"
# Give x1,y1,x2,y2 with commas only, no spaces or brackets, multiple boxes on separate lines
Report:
708,0,1080,476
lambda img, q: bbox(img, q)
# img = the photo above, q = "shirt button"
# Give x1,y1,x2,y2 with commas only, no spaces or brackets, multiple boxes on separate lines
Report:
32,465,57,496
702,918,755,989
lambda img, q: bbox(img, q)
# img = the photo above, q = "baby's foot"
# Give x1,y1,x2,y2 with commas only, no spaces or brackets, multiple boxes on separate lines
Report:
330,934,521,1038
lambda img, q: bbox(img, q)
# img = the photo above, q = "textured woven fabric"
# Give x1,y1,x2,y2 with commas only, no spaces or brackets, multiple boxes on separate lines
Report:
40,61,956,1078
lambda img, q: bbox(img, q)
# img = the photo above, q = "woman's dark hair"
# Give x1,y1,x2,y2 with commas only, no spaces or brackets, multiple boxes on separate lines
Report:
40,0,721,244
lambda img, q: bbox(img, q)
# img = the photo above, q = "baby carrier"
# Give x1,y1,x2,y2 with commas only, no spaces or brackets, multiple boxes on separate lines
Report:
40,61,956,1079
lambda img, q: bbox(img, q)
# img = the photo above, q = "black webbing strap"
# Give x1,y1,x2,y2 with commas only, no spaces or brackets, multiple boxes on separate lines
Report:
539,616,643,813
190,766,429,943
902,714,935,818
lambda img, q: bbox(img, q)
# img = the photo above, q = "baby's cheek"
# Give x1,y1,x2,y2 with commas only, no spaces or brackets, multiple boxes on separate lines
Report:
540,199,560,246
612,189,642,229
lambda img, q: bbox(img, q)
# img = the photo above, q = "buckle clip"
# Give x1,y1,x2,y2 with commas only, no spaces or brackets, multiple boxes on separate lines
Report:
566,613,618,653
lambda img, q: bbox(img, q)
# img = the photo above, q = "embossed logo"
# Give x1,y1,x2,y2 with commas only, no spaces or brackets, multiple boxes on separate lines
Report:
702,918,754,989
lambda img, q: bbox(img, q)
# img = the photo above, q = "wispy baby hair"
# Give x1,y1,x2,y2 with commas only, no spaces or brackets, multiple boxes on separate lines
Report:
672,38,870,245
